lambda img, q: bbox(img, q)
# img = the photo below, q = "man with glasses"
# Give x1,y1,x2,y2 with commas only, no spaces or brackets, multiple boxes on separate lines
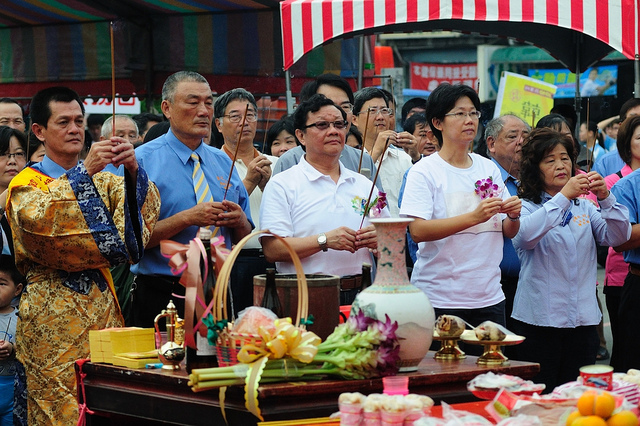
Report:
353,87,413,216
273,74,380,188
485,114,530,332
214,88,277,313
133,71,253,327
0,98,26,132
260,94,388,303
97,115,140,175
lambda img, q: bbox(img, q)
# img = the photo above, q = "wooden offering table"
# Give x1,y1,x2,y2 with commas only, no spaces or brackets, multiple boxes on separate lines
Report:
75,353,539,425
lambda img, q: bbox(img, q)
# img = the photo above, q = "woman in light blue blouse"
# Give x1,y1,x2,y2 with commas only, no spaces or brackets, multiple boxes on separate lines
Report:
512,128,630,392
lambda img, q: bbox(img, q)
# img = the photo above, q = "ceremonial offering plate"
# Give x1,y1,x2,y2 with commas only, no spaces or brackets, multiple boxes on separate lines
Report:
461,334,525,365
432,329,475,361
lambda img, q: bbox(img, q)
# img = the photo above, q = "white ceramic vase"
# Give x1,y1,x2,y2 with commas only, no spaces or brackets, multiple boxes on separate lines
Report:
351,218,435,372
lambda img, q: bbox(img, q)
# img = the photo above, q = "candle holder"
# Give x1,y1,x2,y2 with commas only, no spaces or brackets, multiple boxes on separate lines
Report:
461,334,525,365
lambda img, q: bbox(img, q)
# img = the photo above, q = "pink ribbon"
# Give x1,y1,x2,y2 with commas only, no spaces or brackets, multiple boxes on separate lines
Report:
160,237,230,350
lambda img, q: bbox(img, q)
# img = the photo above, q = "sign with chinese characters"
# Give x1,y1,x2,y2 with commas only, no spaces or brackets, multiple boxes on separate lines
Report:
528,65,618,98
410,63,478,92
83,96,141,114
494,72,557,126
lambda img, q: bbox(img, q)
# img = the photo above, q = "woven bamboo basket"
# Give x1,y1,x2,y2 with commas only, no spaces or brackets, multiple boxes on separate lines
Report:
212,230,308,366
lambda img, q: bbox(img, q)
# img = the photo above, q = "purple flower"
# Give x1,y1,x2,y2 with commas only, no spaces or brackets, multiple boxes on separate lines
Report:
375,344,401,376
371,314,398,343
475,177,500,200
347,310,375,333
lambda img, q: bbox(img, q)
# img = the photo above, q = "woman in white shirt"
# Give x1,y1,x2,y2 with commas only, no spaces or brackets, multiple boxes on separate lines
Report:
400,84,521,329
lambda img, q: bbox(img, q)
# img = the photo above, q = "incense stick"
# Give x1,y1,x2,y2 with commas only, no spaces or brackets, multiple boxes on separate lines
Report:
359,137,390,229
110,22,116,138
261,99,271,154
223,104,250,200
586,99,594,172
357,109,371,173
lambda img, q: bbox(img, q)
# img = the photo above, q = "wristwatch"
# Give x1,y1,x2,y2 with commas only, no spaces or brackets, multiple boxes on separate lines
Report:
317,233,328,252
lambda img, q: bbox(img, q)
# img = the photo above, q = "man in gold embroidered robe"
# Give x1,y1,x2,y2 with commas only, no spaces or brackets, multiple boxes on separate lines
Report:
6,87,160,425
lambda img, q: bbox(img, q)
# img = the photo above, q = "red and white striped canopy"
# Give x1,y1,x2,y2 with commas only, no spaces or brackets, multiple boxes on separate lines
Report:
280,0,640,70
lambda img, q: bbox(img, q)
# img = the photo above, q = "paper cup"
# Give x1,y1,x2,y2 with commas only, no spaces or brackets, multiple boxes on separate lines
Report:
381,410,406,426
340,401,363,426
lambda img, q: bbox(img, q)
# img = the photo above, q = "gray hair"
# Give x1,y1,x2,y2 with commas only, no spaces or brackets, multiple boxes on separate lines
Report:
101,115,139,139
214,88,258,120
484,114,530,156
162,71,209,102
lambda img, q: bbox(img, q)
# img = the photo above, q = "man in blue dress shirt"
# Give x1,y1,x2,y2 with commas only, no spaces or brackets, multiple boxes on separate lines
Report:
485,114,530,331
594,98,640,177
132,71,253,327
611,167,640,370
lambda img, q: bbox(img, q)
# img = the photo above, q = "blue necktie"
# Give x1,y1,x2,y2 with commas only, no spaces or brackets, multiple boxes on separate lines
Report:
191,153,213,204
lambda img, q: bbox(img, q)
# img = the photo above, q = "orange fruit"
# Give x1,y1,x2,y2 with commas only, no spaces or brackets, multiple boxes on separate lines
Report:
606,411,639,426
594,392,616,419
567,410,583,426
578,391,599,416
577,391,616,419
572,415,608,426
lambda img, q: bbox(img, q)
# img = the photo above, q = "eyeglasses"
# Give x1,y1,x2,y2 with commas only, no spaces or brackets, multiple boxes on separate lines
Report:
444,111,481,120
0,151,25,161
359,107,392,117
223,112,258,123
339,103,354,113
303,120,349,131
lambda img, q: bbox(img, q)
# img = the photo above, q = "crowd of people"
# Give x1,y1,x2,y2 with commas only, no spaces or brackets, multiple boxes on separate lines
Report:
0,71,639,425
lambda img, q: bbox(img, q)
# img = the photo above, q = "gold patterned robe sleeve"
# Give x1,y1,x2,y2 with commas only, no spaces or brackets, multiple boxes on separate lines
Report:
7,163,160,275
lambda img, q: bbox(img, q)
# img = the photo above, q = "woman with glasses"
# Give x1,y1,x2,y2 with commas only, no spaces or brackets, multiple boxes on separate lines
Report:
0,126,28,265
261,94,389,305
400,84,521,335
512,128,629,390
0,126,27,200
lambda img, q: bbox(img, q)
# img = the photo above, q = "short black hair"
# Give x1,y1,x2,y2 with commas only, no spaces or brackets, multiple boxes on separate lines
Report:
549,104,577,133
299,73,354,104
518,128,576,204
616,115,640,165
347,125,363,147
132,113,164,133
30,87,84,128
265,115,297,153
0,125,27,155
27,130,43,159
401,98,427,123
142,121,171,144
620,98,640,122
353,87,388,115
292,94,346,132
426,84,480,145
403,114,427,134
0,254,25,287
0,98,20,106
87,114,105,127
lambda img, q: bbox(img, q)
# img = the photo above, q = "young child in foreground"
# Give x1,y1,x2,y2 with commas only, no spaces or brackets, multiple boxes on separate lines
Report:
0,254,25,426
